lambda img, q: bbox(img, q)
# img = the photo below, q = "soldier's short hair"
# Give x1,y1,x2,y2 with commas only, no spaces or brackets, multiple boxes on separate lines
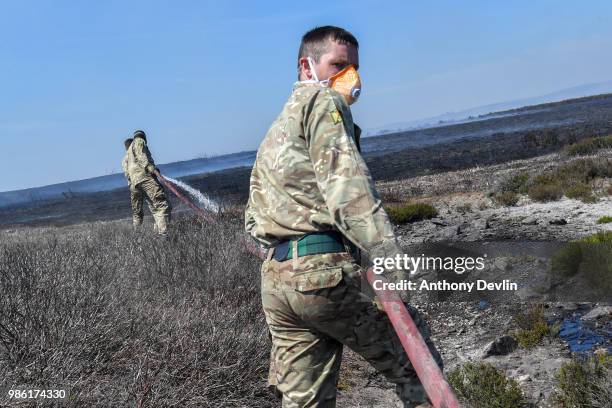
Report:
297,26,358,74
124,138,133,150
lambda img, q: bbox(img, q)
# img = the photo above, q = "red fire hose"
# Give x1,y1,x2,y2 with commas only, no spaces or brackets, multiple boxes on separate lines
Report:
159,175,461,408
366,270,461,408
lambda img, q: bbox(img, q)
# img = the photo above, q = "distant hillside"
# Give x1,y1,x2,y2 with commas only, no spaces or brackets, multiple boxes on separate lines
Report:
0,151,256,208
366,80,612,136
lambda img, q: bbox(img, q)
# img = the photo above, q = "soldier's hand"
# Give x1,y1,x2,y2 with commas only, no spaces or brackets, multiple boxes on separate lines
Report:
153,168,161,177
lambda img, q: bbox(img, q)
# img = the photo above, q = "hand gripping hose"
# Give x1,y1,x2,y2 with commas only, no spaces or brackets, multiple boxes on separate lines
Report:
159,176,461,408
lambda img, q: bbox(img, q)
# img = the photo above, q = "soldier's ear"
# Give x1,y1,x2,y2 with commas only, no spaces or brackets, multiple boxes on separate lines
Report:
298,57,312,81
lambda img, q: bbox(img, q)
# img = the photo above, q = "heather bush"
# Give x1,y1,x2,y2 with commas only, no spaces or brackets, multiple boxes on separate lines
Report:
386,203,438,224
0,217,274,407
448,362,527,408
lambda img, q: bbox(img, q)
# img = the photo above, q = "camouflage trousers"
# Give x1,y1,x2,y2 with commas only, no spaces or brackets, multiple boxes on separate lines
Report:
261,251,443,408
130,178,171,234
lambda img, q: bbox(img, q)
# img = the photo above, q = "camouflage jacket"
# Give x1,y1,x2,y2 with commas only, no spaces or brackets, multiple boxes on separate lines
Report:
121,154,131,186
245,83,401,261
126,137,157,186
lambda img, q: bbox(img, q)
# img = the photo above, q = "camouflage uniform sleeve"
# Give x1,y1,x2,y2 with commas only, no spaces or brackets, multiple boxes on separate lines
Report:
304,90,401,261
132,138,157,174
121,156,131,184
244,159,278,248
245,163,261,241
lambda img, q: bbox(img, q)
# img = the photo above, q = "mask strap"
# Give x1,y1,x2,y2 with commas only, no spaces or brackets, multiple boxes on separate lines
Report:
307,57,319,82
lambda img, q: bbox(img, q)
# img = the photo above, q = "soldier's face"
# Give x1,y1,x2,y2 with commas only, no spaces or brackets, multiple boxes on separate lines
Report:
302,40,359,81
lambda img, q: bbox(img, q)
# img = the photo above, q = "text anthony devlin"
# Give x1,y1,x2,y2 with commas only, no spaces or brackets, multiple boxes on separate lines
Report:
372,279,518,292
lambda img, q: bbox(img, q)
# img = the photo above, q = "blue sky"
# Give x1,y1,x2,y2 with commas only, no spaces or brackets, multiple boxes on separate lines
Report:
1,0,612,191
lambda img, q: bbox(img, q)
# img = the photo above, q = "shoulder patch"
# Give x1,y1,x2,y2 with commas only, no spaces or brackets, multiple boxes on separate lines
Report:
330,110,343,125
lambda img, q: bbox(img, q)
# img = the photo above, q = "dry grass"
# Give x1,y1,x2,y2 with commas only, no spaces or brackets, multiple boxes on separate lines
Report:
494,191,520,207
0,217,273,407
527,182,564,202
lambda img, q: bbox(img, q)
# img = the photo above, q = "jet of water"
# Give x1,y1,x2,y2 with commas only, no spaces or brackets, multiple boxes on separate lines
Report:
163,176,220,213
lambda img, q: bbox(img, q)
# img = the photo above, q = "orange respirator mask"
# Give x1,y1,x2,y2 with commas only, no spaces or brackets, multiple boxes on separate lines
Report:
307,57,362,105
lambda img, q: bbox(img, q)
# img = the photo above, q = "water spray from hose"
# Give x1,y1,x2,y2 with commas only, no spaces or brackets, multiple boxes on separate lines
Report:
163,176,219,213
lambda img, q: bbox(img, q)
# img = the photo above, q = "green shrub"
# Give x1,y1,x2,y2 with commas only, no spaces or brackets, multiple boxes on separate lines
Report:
580,230,612,244
523,157,612,203
581,246,612,296
528,182,564,202
550,242,583,278
448,363,527,408
553,355,611,408
581,195,599,204
564,135,612,156
580,231,612,293
501,172,530,193
495,191,520,206
456,203,472,213
386,203,438,224
559,157,612,180
513,305,556,348
596,216,612,224
565,183,593,201
549,232,612,294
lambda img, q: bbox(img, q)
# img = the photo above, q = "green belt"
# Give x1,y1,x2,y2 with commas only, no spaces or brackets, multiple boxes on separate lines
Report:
273,231,349,261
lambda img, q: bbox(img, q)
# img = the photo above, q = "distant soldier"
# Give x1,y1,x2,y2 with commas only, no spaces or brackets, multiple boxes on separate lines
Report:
245,26,442,407
122,130,171,234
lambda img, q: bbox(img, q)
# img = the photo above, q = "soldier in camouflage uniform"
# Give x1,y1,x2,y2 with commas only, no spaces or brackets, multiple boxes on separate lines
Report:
122,130,171,234
245,26,442,407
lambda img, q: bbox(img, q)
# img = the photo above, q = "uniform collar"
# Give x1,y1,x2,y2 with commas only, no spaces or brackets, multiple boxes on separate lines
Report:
292,81,322,92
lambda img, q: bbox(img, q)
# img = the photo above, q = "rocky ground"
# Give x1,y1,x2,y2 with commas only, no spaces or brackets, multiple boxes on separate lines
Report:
337,151,611,407
395,191,611,243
